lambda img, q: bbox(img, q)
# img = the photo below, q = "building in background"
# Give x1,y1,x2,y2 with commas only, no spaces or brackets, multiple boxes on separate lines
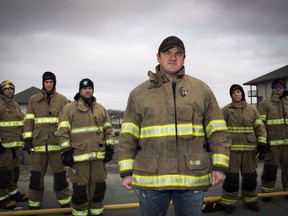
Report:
243,65,288,106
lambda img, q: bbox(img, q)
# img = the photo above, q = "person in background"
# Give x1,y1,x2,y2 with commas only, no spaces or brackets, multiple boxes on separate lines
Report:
0,80,28,209
118,36,231,216
57,78,114,216
216,84,267,214
22,72,71,210
258,79,288,201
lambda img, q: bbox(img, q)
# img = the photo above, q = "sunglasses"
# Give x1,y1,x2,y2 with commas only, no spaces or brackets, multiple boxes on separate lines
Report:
273,85,284,89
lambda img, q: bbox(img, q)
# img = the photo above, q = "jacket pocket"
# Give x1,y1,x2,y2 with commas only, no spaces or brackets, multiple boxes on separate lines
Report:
73,142,87,151
246,133,257,143
185,153,211,175
133,154,159,174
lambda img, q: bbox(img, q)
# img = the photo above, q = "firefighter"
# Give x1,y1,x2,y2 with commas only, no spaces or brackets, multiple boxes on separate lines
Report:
22,72,71,210
0,80,28,209
57,78,114,216
258,79,288,201
118,36,231,216
216,84,267,214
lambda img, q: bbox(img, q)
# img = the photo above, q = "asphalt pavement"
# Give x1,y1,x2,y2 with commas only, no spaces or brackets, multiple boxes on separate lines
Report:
1,161,288,216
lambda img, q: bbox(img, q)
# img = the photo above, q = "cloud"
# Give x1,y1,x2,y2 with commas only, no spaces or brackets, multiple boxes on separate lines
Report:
1,0,287,109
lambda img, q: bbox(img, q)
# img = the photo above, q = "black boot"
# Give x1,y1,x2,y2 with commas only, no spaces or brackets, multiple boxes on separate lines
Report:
10,192,29,202
214,203,235,214
0,198,16,209
244,203,260,212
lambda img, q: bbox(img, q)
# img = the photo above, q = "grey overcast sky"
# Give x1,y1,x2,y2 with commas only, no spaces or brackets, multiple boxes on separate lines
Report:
1,0,287,110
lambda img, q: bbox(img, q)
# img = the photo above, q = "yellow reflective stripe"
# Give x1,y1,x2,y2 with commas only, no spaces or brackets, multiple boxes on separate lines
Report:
261,186,273,193
73,152,105,162
140,124,175,138
34,117,58,124
258,136,267,144
221,197,237,206
0,120,24,127
25,113,35,120
206,120,228,138
29,200,41,208
254,119,264,127
34,145,61,152
228,126,254,133
243,196,258,203
89,208,104,215
9,189,18,196
105,138,114,145
121,122,140,138
58,121,71,130
269,139,288,147
2,141,24,148
104,121,112,129
140,124,205,138
60,140,70,150
230,144,256,151
71,126,103,134
133,173,211,188
267,118,285,125
212,154,229,167
72,209,88,216
119,159,134,172
22,132,32,139
0,194,9,201
58,196,71,205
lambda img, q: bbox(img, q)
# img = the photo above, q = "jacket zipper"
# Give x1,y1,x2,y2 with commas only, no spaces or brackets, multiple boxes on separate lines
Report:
172,82,178,144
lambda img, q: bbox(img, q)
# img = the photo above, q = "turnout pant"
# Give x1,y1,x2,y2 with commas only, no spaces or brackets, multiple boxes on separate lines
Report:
68,160,107,216
221,151,258,206
28,151,71,208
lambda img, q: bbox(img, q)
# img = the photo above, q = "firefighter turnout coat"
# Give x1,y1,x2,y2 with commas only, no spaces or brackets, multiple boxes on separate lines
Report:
118,66,231,191
0,94,24,201
220,100,267,206
57,97,114,161
258,92,288,192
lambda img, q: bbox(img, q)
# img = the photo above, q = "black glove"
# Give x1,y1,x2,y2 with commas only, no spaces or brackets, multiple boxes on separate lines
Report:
62,150,74,167
256,145,266,160
103,145,114,163
23,139,34,154
0,142,6,154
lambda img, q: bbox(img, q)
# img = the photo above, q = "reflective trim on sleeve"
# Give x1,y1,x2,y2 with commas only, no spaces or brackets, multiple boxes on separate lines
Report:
205,120,228,138
25,113,35,120
121,122,140,138
119,159,134,172
103,121,112,129
58,121,71,131
22,132,32,139
105,138,114,145
60,140,71,150
212,153,229,168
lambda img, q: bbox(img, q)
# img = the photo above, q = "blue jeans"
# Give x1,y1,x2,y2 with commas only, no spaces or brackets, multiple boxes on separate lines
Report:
139,189,204,216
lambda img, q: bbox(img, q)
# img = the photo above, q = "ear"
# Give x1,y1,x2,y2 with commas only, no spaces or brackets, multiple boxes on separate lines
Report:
157,53,161,63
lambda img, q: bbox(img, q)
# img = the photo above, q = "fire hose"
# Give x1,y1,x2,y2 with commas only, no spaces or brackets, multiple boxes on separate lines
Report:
0,191,288,215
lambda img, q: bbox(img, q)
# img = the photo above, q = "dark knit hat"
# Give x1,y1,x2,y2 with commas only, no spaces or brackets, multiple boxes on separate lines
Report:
158,36,185,54
229,84,245,101
42,71,56,87
79,78,94,91
271,79,285,89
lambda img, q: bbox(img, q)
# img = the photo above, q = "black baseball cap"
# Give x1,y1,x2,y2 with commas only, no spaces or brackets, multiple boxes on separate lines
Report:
158,36,185,53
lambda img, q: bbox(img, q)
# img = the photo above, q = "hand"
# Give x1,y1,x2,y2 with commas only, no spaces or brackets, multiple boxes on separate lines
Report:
0,142,6,154
212,170,226,185
256,145,266,160
23,139,34,154
122,176,133,191
103,145,114,163
62,150,74,167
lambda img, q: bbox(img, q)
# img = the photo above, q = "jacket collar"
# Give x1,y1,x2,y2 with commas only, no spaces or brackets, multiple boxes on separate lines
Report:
148,65,185,88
